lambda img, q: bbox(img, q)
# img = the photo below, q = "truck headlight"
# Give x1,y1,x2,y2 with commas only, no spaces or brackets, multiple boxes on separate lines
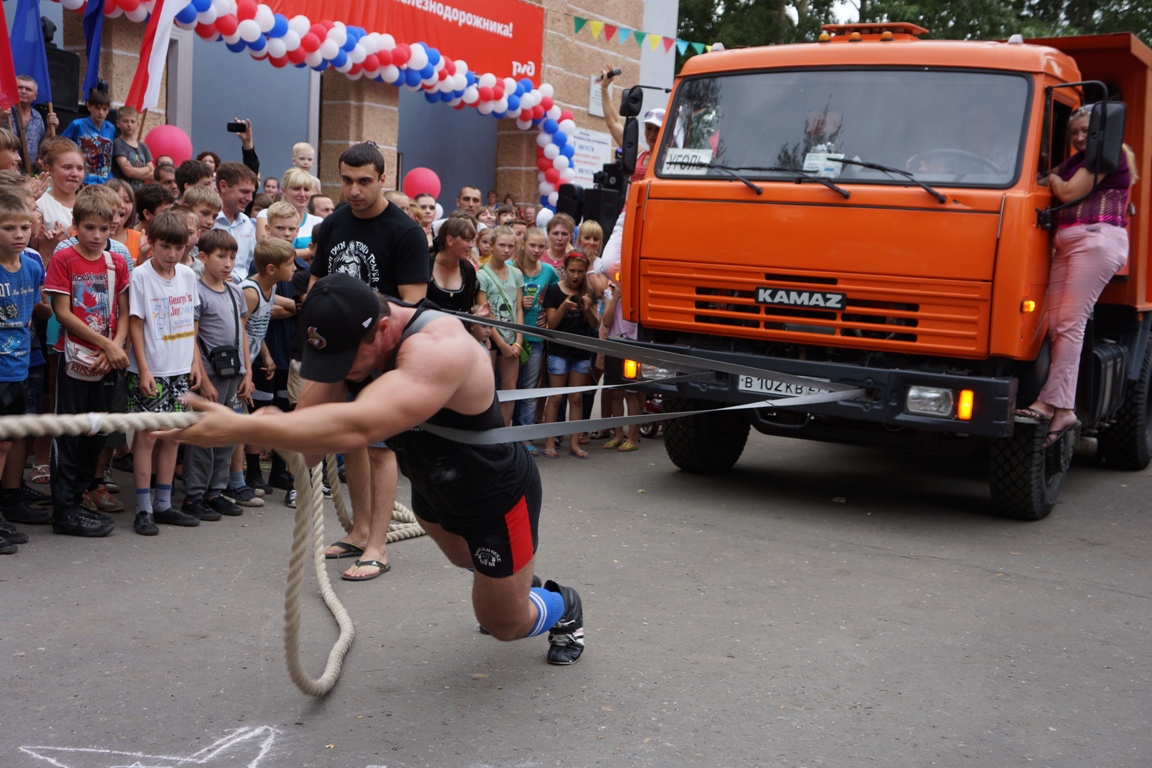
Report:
639,363,677,381
906,386,954,417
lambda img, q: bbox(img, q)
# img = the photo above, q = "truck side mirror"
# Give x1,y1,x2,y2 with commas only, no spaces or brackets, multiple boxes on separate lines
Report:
620,87,645,177
1084,101,1126,174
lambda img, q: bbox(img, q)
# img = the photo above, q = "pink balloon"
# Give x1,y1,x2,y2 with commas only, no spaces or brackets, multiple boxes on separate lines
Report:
402,167,441,200
143,124,194,166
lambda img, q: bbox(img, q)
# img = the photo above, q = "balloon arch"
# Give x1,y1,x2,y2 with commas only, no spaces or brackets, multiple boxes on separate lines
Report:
51,0,577,208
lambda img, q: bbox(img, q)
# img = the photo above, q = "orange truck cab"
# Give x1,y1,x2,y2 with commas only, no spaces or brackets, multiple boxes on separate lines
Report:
613,24,1151,520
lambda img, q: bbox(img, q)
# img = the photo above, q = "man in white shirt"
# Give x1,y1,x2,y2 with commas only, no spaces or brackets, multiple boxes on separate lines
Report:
213,162,258,279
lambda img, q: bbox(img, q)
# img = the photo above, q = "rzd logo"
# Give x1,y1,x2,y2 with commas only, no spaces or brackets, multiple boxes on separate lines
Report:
512,61,536,78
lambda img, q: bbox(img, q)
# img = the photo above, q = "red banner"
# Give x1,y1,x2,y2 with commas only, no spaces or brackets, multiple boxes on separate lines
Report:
267,0,545,84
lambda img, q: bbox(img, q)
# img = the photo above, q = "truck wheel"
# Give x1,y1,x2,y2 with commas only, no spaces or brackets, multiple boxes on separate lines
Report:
988,424,1072,521
1098,339,1152,471
663,397,750,473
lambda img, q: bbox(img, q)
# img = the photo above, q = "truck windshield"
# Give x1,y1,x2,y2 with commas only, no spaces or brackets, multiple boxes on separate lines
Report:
658,69,1029,188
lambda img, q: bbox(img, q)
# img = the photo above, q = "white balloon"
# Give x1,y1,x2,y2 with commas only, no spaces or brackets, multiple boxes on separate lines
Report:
358,35,377,54
544,144,560,160
507,107,522,120
539,181,554,195
408,45,428,71
348,44,366,64
438,78,454,93
212,0,232,17
478,101,495,115
548,191,559,206
454,59,468,74
125,5,148,22
197,7,217,25
546,106,562,121
106,5,123,18
287,14,310,37
462,86,479,105
266,37,287,58
379,33,396,50
348,68,363,80
238,19,262,43
478,73,497,89
327,23,346,47
539,83,554,98
559,119,576,135
380,64,400,83
305,50,324,68
536,132,552,148
223,32,242,45
61,0,84,10
319,39,339,60
503,77,517,95
495,97,508,113
537,171,546,183
281,30,300,51
553,155,570,170
516,118,533,130
336,59,353,73
254,4,274,32
560,167,576,182
448,97,462,108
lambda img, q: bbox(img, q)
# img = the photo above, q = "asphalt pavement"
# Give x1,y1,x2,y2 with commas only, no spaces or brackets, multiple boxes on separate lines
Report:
3,431,1149,767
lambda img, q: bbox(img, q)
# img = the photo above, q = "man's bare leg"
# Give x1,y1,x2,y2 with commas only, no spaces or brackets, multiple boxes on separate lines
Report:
341,446,396,579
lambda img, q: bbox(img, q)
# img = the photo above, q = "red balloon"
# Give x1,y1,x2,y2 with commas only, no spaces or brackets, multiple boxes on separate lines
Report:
361,53,380,71
536,157,550,172
531,105,545,119
301,33,321,53
103,0,117,16
119,0,140,13
321,20,335,30
392,44,410,67
269,55,288,68
195,22,217,39
544,168,560,184
215,14,238,36
287,46,307,64
443,58,456,76
559,110,575,122
438,69,449,81
143,125,193,166
402,167,441,200
309,23,327,39
540,96,554,111
477,86,493,102
236,0,257,21
376,49,392,67
493,85,504,100
349,63,362,75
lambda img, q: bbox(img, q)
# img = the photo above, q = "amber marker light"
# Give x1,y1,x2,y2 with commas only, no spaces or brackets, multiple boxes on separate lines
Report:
880,31,894,41
623,359,640,379
957,390,974,421
849,32,862,41
1022,300,1036,312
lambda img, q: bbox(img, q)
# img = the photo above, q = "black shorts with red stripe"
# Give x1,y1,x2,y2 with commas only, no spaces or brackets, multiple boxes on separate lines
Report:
411,467,542,579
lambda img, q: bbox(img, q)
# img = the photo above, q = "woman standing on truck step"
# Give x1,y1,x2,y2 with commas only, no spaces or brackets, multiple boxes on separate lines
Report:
1015,106,1138,446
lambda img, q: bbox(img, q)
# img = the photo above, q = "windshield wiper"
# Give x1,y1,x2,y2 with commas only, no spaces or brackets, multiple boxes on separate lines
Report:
671,161,763,195
741,166,851,199
835,157,947,204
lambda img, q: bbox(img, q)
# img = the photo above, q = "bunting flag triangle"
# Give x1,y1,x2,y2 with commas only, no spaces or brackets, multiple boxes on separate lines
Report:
676,39,689,55
619,28,632,45
604,24,618,41
574,17,587,34
705,44,714,52
662,36,676,53
589,20,604,39
648,34,661,51
691,41,705,54
633,30,646,46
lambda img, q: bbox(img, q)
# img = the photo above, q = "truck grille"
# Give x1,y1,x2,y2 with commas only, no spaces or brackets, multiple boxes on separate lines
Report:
641,263,990,357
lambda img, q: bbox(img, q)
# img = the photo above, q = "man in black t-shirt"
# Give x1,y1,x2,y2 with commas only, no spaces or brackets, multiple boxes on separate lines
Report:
306,143,430,582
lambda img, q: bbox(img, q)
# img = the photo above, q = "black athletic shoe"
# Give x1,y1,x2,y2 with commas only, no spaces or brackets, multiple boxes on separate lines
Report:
21,481,52,506
133,511,159,536
479,575,543,635
0,538,15,554
223,484,264,507
51,508,114,537
268,472,295,491
0,514,29,544
2,501,50,525
153,507,200,527
244,473,271,495
181,498,222,522
544,579,584,665
205,495,243,517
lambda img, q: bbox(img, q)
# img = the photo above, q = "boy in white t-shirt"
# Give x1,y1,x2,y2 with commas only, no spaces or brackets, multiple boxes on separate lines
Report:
125,211,202,535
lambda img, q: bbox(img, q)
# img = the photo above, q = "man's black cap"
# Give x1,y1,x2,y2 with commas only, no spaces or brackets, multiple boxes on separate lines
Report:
299,274,381,384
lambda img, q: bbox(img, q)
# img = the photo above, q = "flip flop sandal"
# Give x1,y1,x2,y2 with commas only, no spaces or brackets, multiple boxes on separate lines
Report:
31,464,50,484
522,442,539,456
1013,407,1051,423
568,449,589,460
1043,420,1081,449
603,439,622,449
342,559,391,582
324,541,364,560
616,441,639,452
541,449,559,459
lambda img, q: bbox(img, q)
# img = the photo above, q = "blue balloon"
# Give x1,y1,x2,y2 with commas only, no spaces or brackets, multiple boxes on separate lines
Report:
191,0,211,12
466,72,478,87
506,94,520,111
342,33,358,51
175,5,198,25
519,77,534,92
493,111,506,119
404,68,422,87
248,36,266,52
540,195,549,206
420,64,435,80
560,144,576,159
542,119,559,134
294,62,306,68
312,62,328,72
226,40,247,53
331,50,347,68
424,92,439,104
270,13,289,37
552,130,567,146
426,48,441,67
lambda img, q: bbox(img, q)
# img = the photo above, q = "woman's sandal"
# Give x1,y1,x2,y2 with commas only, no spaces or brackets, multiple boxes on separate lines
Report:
541,448,559,459
1043,420,1081,449
568,449,589,460
1013,407,1051,423
616,441,639,452
31,464,50,484
603,439,622,450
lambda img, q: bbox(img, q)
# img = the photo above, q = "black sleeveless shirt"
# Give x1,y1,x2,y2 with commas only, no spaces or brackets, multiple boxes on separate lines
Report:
382,305,535,519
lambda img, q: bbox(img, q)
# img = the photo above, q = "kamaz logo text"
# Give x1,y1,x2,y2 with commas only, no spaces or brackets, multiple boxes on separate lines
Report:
756,288,846,309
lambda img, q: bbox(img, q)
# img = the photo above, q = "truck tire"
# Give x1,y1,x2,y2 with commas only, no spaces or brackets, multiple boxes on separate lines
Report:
663,397,750,473
1098,339,1152,471
988,424,1071,521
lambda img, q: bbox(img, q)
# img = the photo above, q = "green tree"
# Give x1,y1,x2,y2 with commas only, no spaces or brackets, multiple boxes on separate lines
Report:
677,0,839,70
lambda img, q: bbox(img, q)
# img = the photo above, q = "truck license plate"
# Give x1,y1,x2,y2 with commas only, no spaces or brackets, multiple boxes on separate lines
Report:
737,376,830,396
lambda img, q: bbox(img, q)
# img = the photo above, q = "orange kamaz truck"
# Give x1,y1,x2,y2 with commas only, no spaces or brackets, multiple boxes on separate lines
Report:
613,24,1151,520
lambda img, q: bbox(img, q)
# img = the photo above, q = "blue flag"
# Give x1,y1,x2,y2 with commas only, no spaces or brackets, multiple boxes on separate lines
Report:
8,0,52,105
82,0,106,97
